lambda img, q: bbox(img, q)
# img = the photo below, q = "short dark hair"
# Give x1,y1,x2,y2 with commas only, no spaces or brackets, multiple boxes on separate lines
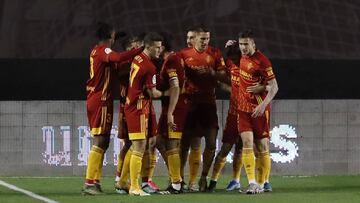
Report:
121,36,142,50
238,29,254,39
143,32,163,47
95,22,114,41
192,26,210,33
225,44,241,65
159,32,173,52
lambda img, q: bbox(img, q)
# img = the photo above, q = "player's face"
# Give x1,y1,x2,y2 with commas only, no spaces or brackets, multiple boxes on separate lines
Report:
194,32,210,52
148,41,162,58
238,37,255,56
186,31,196,47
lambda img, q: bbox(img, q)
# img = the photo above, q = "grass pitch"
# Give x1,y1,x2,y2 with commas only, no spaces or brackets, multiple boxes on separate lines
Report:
1,175,360,203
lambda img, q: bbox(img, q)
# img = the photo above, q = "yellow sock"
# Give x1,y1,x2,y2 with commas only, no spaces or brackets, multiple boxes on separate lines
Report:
85,145,104,184
233,151,242,181
130,150,143,191
265,151,271,183
116,152,125,177
255,152,261,183
119,148,132,186
188,148,201,184
211,156,226,181
242,148,256,183
94,153,104,182
148,151,157,180
167,149,181,183
258,151,271,185
141,151,150,182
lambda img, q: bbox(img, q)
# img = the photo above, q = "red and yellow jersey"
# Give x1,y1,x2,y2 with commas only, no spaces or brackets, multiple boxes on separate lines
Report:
226,59,240,114
86,45,142,101
237,50,276,113
179,46,226,104
125,52,157,110
115,60,131,105
159,52,186,107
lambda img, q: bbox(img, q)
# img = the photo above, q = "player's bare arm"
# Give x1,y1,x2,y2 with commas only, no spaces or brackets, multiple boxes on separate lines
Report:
252,78,278,118
146,87,164,99
246,82,266,94
167,77,180,130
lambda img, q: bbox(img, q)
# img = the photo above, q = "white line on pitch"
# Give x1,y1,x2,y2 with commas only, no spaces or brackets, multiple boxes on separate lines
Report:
0,180,59,203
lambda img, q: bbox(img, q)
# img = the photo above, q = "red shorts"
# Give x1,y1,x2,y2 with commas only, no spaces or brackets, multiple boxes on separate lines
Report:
237,110,270,140
117,103,129,139
184,103,219,132
222,112,239,145
125,99,157,140
158,98,190,139
86,92,113,136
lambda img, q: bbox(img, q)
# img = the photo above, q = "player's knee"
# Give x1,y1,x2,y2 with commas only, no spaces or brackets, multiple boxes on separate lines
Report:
93,135,110,151
242,139,253,148
132,140,147,152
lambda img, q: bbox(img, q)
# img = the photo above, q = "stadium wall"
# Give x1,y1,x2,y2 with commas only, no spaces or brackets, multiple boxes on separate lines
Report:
0,100,359,176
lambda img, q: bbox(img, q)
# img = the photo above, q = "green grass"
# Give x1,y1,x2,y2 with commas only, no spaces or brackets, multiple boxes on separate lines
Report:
1,175,360,203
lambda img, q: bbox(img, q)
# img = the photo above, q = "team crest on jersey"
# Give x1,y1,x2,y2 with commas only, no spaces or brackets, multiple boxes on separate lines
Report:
152,75,157,85
206,55,212,63
104,48,112,54
247,63,253,70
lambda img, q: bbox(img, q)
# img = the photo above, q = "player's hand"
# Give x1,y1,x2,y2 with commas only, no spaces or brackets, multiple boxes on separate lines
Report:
225,40,237,48
167,113,176,131
247,83,266,94
252,103,266,118
195,67,215,76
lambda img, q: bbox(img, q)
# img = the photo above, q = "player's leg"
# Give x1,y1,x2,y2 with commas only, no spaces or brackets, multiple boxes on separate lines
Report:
188,135,202,192
180,130,190,189
129,139,149,196
237,110,263,194
253,109,271,192
116,144,132,194
254,138,270,189
140,137,159,194
166,138,182,194
115,110,130,182
199,127,217,192
84,135,110,195
208,143,232,192
126,109,151,196
142,111,160,192
156,133,168,168
198,103,219,192
240,131,264,194
115,139,131,184
83,100,112,195
227,140,242,191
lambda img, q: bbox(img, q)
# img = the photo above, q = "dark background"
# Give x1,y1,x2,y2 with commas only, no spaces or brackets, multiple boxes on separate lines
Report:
1,0,359,100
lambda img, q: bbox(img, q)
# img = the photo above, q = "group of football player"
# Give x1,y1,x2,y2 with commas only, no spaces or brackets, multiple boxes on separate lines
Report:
82,22,278,196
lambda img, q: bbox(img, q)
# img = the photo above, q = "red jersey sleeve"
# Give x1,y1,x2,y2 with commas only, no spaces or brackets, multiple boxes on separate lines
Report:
108,48,143,63
215,49,226,72
225,58,236,74
259,55,276,81
163,54,181,80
